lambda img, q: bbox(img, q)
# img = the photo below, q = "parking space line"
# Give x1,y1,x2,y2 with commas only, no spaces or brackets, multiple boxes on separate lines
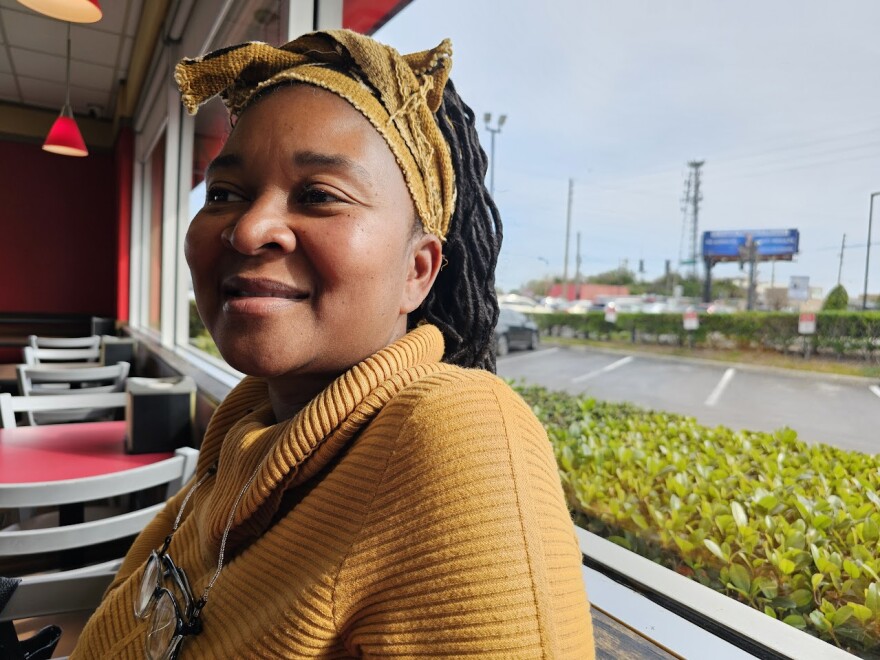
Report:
571,356,634,383
498,347,559,364
870,385,880,400
705,368,736,406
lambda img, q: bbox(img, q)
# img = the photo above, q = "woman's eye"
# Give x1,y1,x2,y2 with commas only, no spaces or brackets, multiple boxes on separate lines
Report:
298,186,340,205
205,187,245,204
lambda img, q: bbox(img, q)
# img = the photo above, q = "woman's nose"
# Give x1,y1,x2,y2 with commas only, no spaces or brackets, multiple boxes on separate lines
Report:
221,196,296,255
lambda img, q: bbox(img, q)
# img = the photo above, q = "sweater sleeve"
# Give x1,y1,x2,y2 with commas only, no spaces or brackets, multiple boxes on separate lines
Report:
337,371,594,659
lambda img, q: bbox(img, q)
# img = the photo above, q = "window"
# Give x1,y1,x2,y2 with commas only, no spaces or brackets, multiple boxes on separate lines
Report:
374,2,880,656
145,131,166,332
187,99,230,358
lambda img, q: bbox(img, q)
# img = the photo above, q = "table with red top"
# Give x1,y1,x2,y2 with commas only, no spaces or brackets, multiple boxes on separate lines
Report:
0,420,174,484
1,421,176,568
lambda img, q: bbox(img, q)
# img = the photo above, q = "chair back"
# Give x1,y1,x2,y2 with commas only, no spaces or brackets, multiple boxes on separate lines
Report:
14,362,130,425
0,558,121,623
0,558,121,660
22,345,101,365
0,446,198,557
0,391,127,429
0,447,197,654
27,335,101,350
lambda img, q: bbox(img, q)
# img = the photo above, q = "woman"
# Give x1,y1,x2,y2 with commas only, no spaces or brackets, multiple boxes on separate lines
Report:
72,29,593,659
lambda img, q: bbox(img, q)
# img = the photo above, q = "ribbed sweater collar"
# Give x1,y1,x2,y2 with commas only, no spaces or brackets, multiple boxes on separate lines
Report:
193,324,446,555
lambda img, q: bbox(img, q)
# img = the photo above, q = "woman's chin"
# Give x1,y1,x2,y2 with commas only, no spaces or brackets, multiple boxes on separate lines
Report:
216,342,292,378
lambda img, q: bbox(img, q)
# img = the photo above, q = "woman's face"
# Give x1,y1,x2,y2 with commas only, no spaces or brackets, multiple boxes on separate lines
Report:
186,85,440,404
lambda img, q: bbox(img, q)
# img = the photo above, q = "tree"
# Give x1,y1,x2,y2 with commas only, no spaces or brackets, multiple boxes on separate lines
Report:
587,267,637,286
522,277,554,297
822,284,849,311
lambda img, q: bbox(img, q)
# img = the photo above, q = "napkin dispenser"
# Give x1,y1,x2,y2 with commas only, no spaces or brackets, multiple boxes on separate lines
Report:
101,335,136,368
125,376,196,454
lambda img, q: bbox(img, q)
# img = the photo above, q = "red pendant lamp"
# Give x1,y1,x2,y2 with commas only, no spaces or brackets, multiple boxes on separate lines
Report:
16,0,102,23
43,22,88,157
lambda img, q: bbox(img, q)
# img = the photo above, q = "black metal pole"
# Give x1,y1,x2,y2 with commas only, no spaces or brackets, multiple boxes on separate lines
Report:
703,258,713,303
488,128,497,198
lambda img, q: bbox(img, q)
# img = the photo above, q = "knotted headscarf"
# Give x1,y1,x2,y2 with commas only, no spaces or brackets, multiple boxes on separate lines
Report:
175,29,456,240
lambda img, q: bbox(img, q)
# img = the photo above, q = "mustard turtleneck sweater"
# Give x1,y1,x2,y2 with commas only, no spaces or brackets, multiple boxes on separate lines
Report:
72,325,594,658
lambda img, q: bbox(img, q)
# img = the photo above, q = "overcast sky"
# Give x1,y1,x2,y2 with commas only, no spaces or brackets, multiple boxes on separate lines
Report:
376,0,880,298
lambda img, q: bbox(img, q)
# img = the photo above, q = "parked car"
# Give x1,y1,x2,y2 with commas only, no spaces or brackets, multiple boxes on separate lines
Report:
495,306,540,356
498,293,541,313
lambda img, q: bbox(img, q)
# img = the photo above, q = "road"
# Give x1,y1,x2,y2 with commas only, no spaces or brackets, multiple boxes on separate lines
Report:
497,344,880,455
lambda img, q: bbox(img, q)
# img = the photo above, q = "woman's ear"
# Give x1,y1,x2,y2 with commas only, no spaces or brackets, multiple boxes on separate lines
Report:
400,232,442,314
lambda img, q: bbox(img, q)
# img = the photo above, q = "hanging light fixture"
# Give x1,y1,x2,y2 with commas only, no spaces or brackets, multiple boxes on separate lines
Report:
43,22,88,157
16,0,102,23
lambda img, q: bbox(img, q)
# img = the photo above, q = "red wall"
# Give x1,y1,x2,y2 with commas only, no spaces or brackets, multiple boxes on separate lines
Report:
0,138,117,316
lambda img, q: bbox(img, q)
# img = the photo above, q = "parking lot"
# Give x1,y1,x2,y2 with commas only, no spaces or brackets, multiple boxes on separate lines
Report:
497,345,880,455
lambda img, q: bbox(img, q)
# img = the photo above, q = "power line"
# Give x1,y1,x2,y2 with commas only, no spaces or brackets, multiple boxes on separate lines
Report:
707,150,880,181
586,123,880,189
707,140,880,176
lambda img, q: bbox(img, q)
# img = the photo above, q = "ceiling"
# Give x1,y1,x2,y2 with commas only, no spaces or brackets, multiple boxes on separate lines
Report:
0,0,143,120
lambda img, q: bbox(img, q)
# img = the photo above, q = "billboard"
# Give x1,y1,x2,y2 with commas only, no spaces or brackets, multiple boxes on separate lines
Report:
702,229,799,264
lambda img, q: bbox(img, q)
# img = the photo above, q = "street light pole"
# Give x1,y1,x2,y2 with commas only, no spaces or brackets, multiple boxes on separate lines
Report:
864,191,880,310
483,112,506,198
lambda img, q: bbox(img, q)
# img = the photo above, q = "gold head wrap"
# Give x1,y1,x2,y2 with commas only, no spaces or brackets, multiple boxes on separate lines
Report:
175,29,456,240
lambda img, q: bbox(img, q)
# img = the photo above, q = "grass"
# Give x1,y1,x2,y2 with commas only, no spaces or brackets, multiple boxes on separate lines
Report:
544,336,880,379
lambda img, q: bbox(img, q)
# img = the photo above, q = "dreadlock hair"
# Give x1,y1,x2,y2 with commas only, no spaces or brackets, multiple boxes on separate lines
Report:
408,78,503,373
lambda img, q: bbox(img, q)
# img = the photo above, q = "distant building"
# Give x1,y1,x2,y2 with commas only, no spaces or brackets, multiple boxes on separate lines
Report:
548,283,630,302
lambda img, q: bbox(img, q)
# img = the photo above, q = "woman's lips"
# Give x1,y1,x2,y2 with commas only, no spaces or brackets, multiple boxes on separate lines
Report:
221,276,309,314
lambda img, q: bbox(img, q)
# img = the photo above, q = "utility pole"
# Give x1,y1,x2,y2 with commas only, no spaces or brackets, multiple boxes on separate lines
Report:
864,192,880,309
687,160,705,279
575,231,582,293
679,173,692,268
837,233,847,286
740,236,759,310
562,178,573,298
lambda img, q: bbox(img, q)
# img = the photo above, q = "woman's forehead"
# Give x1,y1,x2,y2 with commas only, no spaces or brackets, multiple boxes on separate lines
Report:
210,85,409,204
225,85,390,162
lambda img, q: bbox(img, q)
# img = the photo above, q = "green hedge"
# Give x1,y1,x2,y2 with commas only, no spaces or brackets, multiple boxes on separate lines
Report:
514,383,880,656
529,311,880,359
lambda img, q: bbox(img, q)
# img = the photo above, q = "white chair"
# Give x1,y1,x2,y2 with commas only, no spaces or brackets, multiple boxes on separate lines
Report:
0,560,119,660
14,363,130,426
0,446,198,559
27,335,101,351
1,557,120,622
0,392,127,429
0,446,197,659
22,345,101,366
25,335,102,368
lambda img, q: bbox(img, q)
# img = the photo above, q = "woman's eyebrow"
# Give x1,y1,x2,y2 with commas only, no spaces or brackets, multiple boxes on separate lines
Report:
205,153,242,179
293,150,373,186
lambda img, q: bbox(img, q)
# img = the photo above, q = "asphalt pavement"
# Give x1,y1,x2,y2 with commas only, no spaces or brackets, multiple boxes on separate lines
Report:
497,344,880,455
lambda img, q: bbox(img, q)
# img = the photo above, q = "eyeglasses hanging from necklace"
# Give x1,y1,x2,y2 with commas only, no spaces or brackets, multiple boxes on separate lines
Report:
16,0,102,23
16,1,103,156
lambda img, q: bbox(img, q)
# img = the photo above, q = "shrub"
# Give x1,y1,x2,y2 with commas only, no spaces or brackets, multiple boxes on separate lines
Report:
824,285,850,311
514,383,880,656
530,311,880,360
